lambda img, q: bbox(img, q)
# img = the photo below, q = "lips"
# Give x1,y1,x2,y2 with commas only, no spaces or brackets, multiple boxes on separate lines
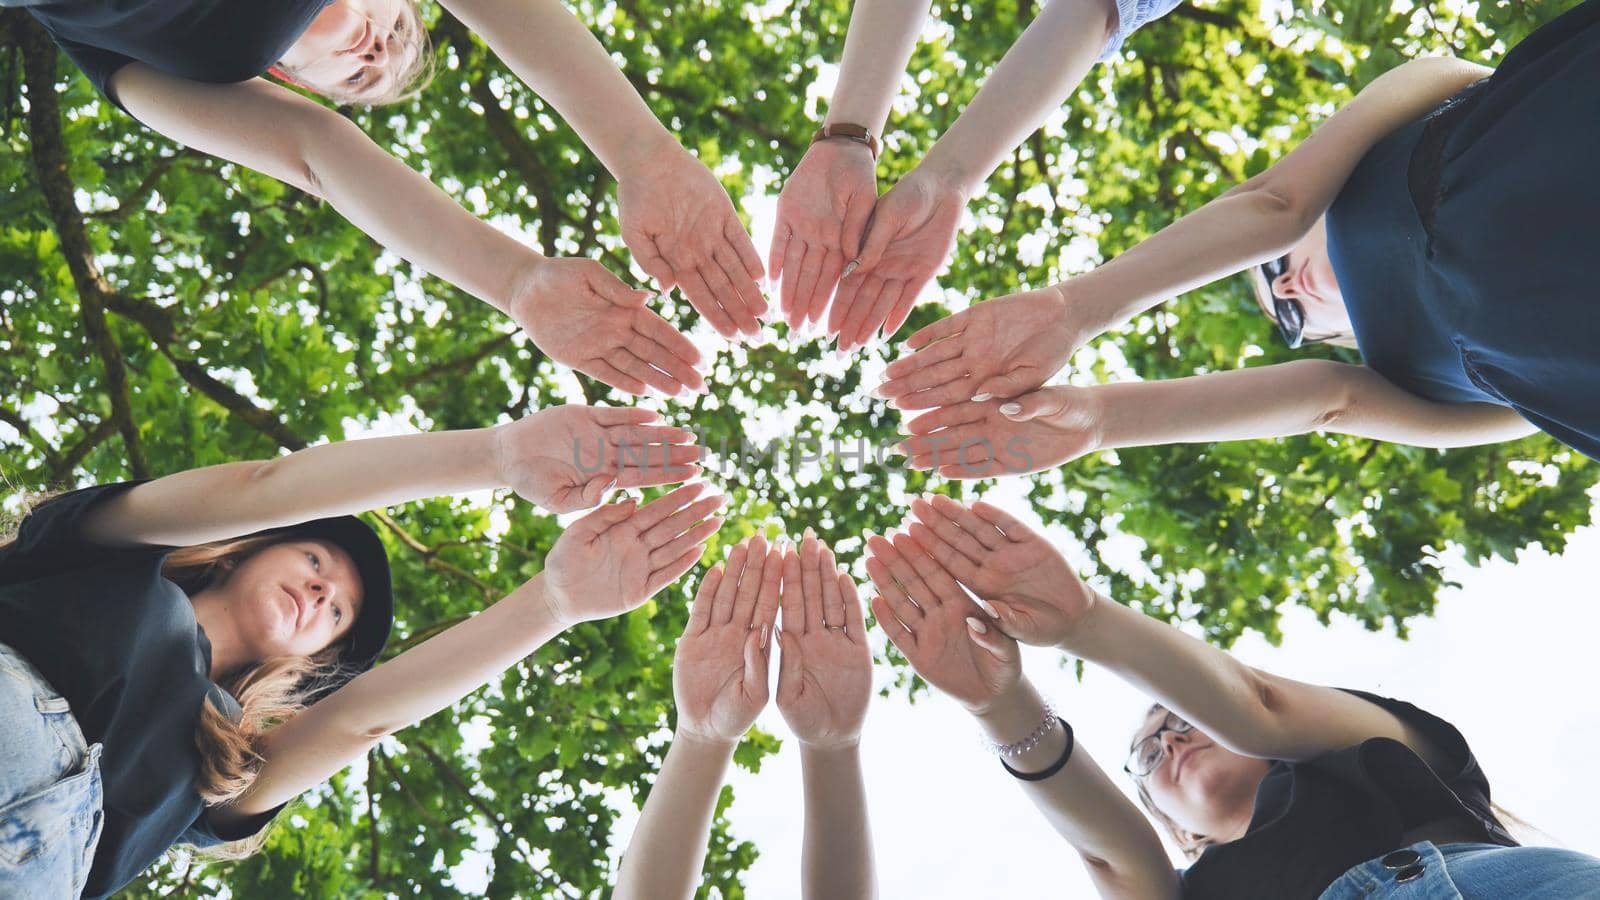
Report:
1172,744,1203,783
282,584,307,628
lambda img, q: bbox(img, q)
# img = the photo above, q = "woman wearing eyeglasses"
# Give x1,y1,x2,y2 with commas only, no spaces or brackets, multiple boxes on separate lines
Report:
864,495,1600,898
876,1,1599,477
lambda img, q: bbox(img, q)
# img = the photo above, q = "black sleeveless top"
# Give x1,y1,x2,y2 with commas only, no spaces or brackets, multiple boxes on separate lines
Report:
1178,690,1515,900
24,0,332,110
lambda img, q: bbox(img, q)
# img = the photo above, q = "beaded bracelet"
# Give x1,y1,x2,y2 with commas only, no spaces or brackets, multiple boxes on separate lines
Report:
979,699,1057,757
1000,718,1075,782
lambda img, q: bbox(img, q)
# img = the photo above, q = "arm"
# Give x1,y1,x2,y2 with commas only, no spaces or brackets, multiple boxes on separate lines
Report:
1064,56,1493,340
864,531,1175,899
903,496,1457,770
213,484,723,824
776,532,876,900
769,0,931,328
78,406,700,548
615,537,782,900
442,0,766,339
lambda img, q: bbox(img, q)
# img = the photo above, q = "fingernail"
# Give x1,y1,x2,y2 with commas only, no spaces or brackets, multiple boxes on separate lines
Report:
885,442,907,457
760,623,770,648
975,597,998,618
842,260,859,278
999,402,1022,416
897,420,913,436
972,392,992,402
869,384,886,399
966,617,988,634
804,527,816,540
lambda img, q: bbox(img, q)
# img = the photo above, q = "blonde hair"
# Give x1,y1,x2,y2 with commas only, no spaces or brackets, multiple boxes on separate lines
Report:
276,1,437,107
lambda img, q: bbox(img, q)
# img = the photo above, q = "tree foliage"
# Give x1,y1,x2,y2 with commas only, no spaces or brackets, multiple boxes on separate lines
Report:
0,0,1588,895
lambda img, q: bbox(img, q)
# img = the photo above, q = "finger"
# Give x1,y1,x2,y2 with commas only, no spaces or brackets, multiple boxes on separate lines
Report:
819,544,845,630
965,616,1018,663
630,482,709,531
899,426,991,463
767,224,790,287
628,336,706,395
870,594,916,651
937,460,1004,480
840,570,867,640
714,246,768,331
800,527,824,631
679,266,739,338
589,406,661,426
970,500,1034,543
840,192,875,260
892,379,984,412
731,534,770,628
641,495,727,548
580,359,649,397
686,564,724,634
882,335,964,383
725,215,766,282
875,279,922,345
791,242,825,327
629,233,677,292
779,545,805,634
903,401,989,436
713,541,749,624
741,626,770,701
838,275,887,352
600,275,655,310
827,272,864,342
905,310,967,351
648,515,722,570
572,497,638,539
866,531,937,609
806,249,846,329
633,311,707,373
646,544,714,597
892,531,967,604
607,348,683,396
970,366,1043,403
580,473,618,508
931,495,1007,550
606,423,695,446
753,547,784,637
780,236,807,326
878,355,972,400
776,623,803,691
613,456,702,489
864,546,923,624
853,205,897,273
702,259,762,338
908,500,986,568
998,388,1069,422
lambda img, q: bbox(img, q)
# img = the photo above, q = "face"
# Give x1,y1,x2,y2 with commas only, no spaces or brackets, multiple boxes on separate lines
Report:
277,0,418,101
212,540,365,663
1249,217,1352,344
1130,709,1271,842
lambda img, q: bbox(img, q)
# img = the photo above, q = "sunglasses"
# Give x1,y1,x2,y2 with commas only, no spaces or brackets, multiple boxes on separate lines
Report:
1257,255,1306,349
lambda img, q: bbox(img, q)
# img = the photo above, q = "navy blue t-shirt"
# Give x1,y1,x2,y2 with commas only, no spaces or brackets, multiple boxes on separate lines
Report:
24,0,332,110
0,483,281,899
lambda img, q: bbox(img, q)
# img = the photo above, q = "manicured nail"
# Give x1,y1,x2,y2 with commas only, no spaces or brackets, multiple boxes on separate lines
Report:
966,617,988,634
972,392,992,402
870,384,887,399
804,527,816,540
842,260,859,278
760,623,771,648
975,597,999,618
885,442,907,457
999,402,1022,416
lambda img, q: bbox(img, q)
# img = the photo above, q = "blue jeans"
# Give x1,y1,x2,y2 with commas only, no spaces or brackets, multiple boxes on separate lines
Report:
0,642,104,898
1319,840,1600,899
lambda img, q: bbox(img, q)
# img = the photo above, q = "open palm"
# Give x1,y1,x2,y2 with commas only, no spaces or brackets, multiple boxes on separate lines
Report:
775,531,872,750
493,405,701,512
674,537,783,743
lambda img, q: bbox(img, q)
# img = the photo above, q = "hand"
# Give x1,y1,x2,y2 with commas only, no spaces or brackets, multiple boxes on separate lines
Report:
827,167,966,352
774,529,872,750
617,144,767,341
896,386,1103,478
865,531,1019,714
492,405,702,513
674,536,784,744
508,256,708,398
904,495,1094,648
769,140,878,331
876,286,1079,411
542,482,725,628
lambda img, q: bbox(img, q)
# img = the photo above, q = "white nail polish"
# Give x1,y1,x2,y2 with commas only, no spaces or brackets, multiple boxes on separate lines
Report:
975,598,999,618
999,402,1022,416
972,392,992,402
966,617,988,634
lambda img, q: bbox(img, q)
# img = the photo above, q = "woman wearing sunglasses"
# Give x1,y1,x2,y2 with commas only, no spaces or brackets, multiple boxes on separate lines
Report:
876,1,1598,477
9,0,766,397
865,495,1600,898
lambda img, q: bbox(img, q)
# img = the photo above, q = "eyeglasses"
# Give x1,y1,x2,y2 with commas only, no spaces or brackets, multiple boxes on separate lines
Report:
1257,255,1306,349
1124,712,1194,778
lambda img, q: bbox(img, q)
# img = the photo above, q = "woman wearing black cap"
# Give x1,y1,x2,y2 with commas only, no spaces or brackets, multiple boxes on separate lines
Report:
0,403,718,898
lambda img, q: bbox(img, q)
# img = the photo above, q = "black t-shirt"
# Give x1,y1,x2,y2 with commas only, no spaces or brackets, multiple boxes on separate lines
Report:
1179,690,1517,900
24,0,331,110
0,483,281,899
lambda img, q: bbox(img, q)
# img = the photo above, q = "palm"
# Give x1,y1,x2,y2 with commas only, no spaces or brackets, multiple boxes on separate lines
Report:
777,630,871,748
770,141,878,328
494,408,604,511
963,542,1081,646
544,519,651,624
900,604,1017,713
618,149,766,339
675,630,765,741
901,388,1102,478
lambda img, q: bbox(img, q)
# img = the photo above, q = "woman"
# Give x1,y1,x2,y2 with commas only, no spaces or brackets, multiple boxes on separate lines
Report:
0,403,713,898
11,0,766,396
864,494,1600,898
614,529,877,900
877,1,1598,475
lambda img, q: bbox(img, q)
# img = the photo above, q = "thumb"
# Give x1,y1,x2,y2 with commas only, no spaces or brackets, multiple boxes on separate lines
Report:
852,201,897,272
742,627,770,699
970,367,1037,403
581,474,618,508
997,388,1067,422
580,496,638,534
965,616,1018,664
776,627,803,692
841,191,876,260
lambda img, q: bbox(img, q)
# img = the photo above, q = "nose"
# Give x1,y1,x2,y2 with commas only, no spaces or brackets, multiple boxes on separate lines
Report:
361,27,389,65
1272,270,1298,299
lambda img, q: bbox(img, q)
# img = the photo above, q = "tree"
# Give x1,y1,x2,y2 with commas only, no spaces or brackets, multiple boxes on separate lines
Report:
0,0,1587,895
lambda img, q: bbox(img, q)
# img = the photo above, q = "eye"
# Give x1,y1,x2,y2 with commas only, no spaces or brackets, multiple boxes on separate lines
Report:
393,13,406,36
306,550,321,571
333,604,344,625
346,69,367,86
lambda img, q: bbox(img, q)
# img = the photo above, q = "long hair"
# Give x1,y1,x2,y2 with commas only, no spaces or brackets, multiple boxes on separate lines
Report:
271,0,437,107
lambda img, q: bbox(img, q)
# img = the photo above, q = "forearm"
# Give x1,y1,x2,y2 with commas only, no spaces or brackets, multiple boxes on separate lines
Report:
973,681,1178,899
798,744,877,900
826,0,934,134
917,0,1117,196
81,428,501,548
445,0,678,180
614,732,736,900
227,575,566,817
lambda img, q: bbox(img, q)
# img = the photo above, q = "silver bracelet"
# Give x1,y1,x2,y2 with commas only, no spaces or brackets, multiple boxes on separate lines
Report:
980,699,1057,757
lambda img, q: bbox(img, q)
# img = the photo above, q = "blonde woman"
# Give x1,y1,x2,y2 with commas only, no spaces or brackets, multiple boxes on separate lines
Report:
0,404,713,898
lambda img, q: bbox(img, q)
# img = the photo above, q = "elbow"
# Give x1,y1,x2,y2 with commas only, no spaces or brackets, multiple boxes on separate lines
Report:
1229,668,1296,759
289,108,363,199
1228,178,1322,242
1293,359,1360,433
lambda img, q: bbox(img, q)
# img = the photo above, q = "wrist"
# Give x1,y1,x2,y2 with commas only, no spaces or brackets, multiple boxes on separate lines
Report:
520,572,573,636
915,145,982,203
1054,585,1107,655
969,679,1044,739
610,130,686,184
798,736,863,758
505,253,551,319
672,727,741,756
